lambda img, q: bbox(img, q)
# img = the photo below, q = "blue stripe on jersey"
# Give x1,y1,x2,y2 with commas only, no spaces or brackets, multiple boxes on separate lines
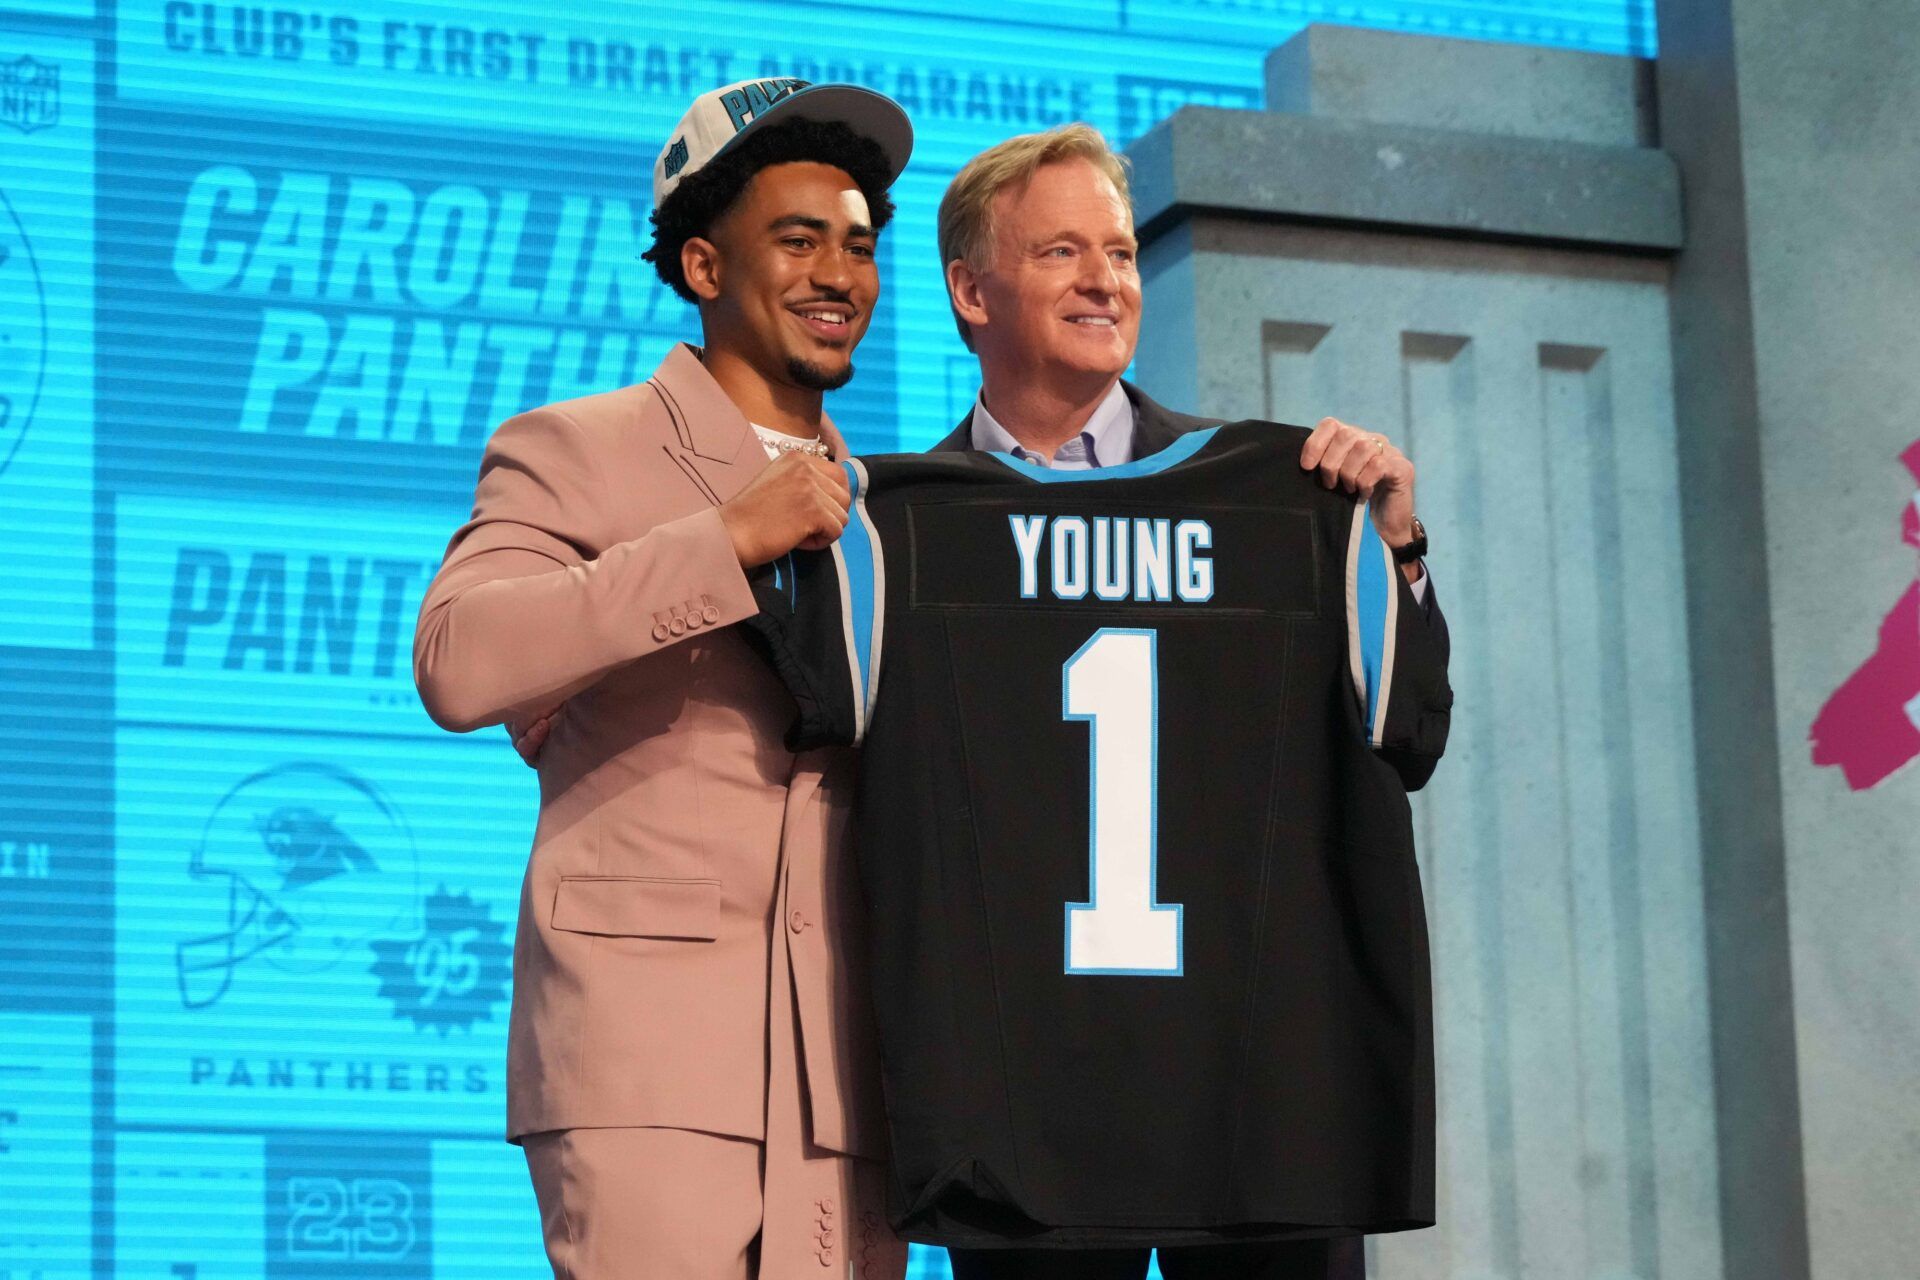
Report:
1358,517,1387,733
837,459,881,733
986,426,1220,483
1350,506,1396,743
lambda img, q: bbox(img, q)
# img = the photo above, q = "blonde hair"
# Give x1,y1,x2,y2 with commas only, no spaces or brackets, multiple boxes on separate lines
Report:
937,123,1133,350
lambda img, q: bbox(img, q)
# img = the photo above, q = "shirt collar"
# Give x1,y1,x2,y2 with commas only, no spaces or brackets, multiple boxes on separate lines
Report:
969,381,1133,469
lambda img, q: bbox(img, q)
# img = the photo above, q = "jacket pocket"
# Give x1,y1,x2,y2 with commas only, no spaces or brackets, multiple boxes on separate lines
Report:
549,876,722,940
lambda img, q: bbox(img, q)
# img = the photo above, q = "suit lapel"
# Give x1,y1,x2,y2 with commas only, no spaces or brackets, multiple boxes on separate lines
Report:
650,344,762,507
930,415,973,453
649,343,852,508
1120,380,1217,458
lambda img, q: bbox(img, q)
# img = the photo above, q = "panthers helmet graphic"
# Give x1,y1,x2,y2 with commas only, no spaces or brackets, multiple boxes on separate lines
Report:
176,762,420,1008
0,188,46,479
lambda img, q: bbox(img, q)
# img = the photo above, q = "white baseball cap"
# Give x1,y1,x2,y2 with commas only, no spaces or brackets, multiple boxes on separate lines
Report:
652,77,914,207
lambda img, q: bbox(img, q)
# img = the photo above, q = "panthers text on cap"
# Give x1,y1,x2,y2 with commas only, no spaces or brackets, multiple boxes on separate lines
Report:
720,78,810,133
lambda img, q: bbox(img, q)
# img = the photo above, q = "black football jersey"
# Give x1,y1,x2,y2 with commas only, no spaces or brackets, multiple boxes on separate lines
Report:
744,421,1452,1248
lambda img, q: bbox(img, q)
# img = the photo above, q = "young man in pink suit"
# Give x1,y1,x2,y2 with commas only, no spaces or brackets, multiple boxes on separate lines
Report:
412,79,914,1278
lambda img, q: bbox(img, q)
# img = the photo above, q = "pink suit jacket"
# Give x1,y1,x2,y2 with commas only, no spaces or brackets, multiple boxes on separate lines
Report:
413,343,884,1157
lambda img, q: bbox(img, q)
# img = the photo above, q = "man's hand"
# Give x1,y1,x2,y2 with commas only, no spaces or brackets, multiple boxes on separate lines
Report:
1301,417,1418,541
502,455,850,769
717,453,852,567
508,704,561,767
1301,417,1423,583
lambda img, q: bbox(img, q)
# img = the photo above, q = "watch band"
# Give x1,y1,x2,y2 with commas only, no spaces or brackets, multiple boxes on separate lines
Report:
1390,516,1428,565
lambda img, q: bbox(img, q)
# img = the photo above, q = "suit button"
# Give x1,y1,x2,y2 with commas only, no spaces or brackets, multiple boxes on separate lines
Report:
817,1249,833,1266
685,613,702,630
650,623,669,642
789,910,808,933
669,617,686,635
821,1197,836,1213
702,605,721,623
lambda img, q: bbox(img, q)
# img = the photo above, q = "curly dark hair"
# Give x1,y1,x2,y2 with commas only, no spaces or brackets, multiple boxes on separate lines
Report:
643,117,898,305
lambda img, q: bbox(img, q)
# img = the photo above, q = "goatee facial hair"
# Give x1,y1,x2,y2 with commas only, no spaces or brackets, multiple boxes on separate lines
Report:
787,356,856,392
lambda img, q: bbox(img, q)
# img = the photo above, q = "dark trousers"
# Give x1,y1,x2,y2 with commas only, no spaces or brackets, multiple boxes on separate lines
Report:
948,1235,1364,1280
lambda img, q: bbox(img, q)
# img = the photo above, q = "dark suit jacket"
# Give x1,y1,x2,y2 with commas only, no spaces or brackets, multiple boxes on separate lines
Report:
932,378,1451,790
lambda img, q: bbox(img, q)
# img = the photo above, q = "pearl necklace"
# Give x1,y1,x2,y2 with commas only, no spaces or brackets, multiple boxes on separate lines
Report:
753,423,832,459
770,435,831,457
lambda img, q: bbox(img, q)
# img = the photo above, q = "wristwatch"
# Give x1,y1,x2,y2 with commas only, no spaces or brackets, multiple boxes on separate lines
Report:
1390,516,1428,565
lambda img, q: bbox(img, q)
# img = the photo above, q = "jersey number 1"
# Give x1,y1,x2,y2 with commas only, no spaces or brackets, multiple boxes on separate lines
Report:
1063,628,1184,975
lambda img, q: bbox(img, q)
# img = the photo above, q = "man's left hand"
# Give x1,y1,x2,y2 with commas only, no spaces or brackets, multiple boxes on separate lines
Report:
1301,417,1422,583
1300,417,1416,541
508,703,562,767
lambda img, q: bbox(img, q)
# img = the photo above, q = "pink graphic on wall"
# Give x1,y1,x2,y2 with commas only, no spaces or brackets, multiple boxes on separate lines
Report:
1809,440,1920,790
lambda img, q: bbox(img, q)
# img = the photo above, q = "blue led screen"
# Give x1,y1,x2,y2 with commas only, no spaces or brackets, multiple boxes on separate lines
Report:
0,1,1652,1275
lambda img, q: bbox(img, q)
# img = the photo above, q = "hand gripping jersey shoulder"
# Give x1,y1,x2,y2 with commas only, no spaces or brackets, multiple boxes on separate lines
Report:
744,420,1451,1246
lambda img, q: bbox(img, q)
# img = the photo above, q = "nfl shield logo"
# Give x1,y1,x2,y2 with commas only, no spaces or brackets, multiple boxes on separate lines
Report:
663,136,691,180
2,57,59,135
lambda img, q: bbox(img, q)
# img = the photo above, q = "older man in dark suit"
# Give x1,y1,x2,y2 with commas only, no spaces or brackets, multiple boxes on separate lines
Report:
927,124,1447,1280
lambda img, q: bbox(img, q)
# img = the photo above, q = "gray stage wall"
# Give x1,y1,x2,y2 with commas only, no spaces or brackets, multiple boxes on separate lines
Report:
1128,13,1919,1279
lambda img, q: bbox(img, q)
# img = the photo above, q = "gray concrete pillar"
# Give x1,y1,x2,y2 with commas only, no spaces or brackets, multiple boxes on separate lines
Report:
1129,25,1722,1280
1656,2,1920,1277
1131,13,1920,1277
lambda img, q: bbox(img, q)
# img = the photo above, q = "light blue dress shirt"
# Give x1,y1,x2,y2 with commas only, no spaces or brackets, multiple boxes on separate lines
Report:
968,381,1133,470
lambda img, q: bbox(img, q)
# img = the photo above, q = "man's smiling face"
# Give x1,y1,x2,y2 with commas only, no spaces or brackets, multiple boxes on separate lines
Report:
702,160,878,392
970,157,1141,385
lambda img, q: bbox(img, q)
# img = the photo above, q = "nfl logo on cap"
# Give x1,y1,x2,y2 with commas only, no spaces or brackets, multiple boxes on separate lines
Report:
662,137,691,180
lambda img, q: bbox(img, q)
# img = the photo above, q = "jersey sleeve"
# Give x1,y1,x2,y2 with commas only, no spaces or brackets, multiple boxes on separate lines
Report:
740,458,888,750
1344,502,1453,789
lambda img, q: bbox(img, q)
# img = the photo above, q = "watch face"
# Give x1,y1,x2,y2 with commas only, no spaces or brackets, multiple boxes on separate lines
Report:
0,188,48,480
